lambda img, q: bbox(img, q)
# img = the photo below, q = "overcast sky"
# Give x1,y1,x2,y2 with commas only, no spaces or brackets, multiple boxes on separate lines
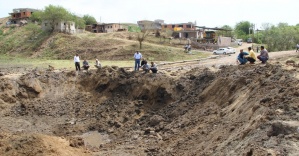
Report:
0,0,297,29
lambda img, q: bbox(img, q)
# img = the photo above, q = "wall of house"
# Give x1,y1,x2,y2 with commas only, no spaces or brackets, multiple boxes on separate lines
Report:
217,37,231,46
162,24,195,31
42,21,76,34
105,24,123,32
11,11,32,19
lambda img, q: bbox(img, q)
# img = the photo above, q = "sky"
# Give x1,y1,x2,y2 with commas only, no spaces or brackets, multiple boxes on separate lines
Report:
0,0,297,29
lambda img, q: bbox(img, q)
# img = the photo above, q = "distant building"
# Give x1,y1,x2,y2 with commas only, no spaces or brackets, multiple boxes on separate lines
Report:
9,8,39,25
162,22,196,31
42,21,76,34
137,19,164,31
85,23,126,33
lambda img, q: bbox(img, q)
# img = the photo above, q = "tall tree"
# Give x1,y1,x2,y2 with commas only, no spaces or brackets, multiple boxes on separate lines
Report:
234,21,254,41
83,15,97,25
40,5,72,32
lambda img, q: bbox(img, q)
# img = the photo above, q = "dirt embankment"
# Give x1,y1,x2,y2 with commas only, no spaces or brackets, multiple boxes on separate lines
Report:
0,64,299,155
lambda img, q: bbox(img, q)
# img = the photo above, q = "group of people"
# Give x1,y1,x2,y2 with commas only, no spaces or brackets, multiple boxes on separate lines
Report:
73,54,101,71
74,51,158,73
237,46,269,65
134,51,158,73
74,45,270,72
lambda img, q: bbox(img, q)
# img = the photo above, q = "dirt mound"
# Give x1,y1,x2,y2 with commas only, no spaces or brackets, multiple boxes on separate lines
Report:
0,64,299,155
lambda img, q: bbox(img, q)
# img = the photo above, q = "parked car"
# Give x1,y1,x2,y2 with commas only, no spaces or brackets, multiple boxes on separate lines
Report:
213,48,229,55
236,39,243,46
213,47,236,55
226,47,236,54
247,38,252,43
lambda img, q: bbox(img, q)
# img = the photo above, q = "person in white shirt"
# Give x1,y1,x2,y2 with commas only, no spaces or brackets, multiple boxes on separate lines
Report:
134,51,142,71
94,59,101,69
74,54,80,71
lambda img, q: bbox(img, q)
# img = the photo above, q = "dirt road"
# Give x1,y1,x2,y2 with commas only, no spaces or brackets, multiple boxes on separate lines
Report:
159,43,298,70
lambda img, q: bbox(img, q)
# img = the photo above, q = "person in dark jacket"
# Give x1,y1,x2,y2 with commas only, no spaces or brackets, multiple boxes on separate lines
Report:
237,49,249,65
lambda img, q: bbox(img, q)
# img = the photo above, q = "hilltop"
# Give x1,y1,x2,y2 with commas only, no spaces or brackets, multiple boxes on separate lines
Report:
0,25,209,62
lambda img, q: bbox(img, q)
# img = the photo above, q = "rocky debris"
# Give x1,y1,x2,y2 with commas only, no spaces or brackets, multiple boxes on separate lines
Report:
0,64,299,155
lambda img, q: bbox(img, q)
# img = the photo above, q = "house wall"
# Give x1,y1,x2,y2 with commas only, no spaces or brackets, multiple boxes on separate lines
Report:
138,20,161,30
11,11,32,19
104,24,123,32
179,31,201,39
162,24,195,31
217,37,231,46
42,21,76,34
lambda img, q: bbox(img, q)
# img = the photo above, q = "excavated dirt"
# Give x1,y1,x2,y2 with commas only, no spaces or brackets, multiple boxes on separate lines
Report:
0,63,299,156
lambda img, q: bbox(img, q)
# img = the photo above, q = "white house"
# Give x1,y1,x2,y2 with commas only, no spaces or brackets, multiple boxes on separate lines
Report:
42,21,76,34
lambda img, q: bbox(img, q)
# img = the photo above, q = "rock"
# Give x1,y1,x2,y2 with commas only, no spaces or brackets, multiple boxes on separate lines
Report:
149,115,164,126
275,109,284,114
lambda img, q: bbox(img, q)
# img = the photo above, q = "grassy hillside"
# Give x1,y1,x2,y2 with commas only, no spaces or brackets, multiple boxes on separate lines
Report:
0,25,210,62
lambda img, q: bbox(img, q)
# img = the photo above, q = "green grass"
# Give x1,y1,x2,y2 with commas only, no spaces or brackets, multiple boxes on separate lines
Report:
0,52,211,70
0,55,135,69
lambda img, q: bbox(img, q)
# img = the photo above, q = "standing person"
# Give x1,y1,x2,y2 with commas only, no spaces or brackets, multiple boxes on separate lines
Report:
74,54,80,71
134,51,142,71
245,47,257,64
257,46,269,64
150,62,158,73
237,49,248,65
296,44,299,52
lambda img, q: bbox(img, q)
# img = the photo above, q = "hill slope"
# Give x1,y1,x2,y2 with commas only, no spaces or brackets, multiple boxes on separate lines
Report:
0,25,209,61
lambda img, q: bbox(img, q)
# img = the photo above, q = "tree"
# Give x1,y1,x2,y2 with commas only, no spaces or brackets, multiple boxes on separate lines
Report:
137,30,149,49
30,11,43,24
260,23,299,51
83,15,97,25
24,23,42,39
234,21,252,40
217,25,234,38
72,14,85,29
40,5,72,32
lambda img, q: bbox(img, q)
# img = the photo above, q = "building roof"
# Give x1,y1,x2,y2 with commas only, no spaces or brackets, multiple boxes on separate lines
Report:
11,8,39,13
162,22,195,25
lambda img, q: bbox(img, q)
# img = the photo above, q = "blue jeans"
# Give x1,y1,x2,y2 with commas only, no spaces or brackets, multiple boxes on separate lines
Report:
258,56,268,63
238,57,247,64
135,59,140,71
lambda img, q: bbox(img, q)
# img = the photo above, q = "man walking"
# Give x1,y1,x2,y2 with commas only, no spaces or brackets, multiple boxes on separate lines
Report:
257,46,269,64
134,51,142,71
74,54,80,71
296,43,299,52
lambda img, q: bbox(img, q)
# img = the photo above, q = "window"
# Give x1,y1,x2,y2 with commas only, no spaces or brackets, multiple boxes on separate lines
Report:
23,12,25,15
186,25,191,28
179,25,183,27
172,25,175,28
